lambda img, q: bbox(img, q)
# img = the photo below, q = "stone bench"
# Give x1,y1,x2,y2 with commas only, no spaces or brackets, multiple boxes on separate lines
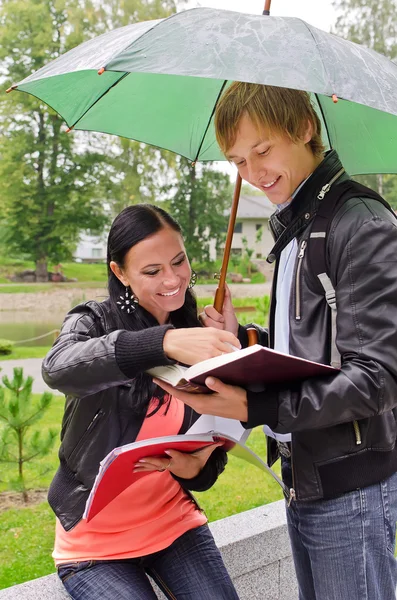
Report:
0,500,298,600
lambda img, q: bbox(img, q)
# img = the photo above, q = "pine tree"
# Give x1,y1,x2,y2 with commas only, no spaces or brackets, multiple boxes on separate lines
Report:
0,368,57,502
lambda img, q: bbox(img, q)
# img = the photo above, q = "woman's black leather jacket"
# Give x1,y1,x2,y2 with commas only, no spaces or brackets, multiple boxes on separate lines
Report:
42,299,227,531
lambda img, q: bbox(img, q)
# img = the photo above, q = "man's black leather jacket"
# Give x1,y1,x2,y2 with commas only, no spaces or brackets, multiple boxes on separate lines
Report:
241,151,397,501
42,299,227,531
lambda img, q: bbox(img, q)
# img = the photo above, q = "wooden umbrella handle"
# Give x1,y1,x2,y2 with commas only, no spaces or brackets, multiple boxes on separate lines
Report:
213,174,259,347
213,173,242,312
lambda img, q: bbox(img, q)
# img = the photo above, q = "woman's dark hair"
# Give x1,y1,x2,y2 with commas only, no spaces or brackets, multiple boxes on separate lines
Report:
107,203,200,415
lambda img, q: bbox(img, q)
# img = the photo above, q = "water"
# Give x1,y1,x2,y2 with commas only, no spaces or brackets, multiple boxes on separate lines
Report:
0,311,64,346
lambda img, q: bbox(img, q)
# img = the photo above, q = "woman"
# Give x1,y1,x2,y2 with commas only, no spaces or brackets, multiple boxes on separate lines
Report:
42,204,241,600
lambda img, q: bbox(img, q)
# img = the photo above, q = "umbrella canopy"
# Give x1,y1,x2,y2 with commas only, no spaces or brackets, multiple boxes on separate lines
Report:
10,7,397,175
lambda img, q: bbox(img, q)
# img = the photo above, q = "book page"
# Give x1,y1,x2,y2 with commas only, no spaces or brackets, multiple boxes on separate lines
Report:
146,363,187,386
187,414,249,442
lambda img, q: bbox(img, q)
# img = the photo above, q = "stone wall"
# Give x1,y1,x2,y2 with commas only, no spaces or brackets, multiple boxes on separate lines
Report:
0,500,298,600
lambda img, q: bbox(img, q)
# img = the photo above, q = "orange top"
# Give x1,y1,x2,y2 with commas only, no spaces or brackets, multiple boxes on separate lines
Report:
54,396,206,564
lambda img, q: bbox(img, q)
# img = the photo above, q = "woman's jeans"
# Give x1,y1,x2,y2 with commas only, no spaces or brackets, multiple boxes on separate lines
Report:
57,524,239,600
284,462,397,600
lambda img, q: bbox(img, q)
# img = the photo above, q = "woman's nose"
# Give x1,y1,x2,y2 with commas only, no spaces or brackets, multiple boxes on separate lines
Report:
163,270,180,287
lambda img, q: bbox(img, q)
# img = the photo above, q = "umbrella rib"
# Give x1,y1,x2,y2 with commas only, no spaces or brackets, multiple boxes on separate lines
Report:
298,18,334,96
192,80,228,163
68,72,129,130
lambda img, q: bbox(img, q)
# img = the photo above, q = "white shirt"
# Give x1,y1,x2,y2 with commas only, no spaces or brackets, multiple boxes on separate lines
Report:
263,178,309,443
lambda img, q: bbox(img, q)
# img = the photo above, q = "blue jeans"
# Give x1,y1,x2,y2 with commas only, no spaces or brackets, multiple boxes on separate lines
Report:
57,524,239,600
285,466,397,600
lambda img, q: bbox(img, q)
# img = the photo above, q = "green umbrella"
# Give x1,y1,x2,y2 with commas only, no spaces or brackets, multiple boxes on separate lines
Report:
7,6,397,176
6,4,397,312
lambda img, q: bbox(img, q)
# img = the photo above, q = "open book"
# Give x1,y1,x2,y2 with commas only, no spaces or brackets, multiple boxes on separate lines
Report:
147,343,337,392
83,429,288,522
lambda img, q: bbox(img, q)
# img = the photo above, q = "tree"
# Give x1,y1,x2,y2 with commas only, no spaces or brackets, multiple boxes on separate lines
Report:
241,235,254,277
0,368,57,502
105,138,176,218
333,0,397,207
0,0,179,279
168,158,231,262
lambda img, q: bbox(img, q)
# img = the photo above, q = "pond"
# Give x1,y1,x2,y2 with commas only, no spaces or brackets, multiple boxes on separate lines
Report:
0,311,65,346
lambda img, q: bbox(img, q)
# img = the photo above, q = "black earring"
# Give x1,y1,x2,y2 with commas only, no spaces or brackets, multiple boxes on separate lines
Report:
117,287,139,313
188,270,197,289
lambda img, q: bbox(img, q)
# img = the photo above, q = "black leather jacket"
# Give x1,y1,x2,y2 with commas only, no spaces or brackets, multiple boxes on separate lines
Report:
42,299,227,531
242,151,397,501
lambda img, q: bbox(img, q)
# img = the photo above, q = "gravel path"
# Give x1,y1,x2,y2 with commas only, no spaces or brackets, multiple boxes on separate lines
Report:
0,358,58,395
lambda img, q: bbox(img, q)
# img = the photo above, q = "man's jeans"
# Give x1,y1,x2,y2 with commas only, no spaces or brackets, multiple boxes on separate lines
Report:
285,464,397,600
57,524,239,600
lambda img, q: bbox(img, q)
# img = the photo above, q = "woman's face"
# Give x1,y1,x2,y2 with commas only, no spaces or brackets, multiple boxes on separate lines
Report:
110,226,192,324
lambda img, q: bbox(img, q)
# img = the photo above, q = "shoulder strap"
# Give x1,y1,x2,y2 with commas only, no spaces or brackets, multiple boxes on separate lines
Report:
307,180,393,368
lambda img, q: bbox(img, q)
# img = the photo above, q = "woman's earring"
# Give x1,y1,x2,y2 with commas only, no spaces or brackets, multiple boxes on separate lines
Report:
188,270,197,289
117,287,139,313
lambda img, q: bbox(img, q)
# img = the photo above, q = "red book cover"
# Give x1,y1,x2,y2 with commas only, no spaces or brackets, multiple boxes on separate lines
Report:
84,434,226,522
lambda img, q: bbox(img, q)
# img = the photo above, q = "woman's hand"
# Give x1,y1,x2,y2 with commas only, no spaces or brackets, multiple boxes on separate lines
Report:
200,285,238,336
133,441,224,479
163,326,240,366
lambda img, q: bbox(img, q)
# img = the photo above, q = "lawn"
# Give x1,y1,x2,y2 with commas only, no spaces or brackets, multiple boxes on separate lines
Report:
0,346,51,361
0,256,265,289
0,395,282,589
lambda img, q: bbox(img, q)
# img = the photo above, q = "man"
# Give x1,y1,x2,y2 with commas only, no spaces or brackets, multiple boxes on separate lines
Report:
155,82,397,600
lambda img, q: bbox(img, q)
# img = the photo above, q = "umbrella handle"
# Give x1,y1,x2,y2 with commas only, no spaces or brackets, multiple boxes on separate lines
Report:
213,173,259,347
213,173,241,313
263,0,271,15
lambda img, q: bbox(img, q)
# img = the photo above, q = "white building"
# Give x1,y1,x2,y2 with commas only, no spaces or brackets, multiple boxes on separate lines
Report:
74,193,276,265
211,193,275,261
74,233,108,262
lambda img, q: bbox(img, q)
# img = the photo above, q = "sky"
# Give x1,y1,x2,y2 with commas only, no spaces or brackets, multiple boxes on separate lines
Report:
181,0,339,181
183,0,338,33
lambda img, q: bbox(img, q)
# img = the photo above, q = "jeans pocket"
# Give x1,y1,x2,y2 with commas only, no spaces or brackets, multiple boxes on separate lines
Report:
58,560,96,584
380,479,396,554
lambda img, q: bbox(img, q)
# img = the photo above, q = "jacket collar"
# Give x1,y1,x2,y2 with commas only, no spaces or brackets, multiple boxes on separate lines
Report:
267,150,345,263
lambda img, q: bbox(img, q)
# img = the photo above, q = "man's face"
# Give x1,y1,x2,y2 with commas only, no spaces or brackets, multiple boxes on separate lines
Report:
226,113,320,205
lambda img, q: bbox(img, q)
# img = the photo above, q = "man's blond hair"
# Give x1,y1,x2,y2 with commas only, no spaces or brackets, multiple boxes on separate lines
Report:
215,82,325,158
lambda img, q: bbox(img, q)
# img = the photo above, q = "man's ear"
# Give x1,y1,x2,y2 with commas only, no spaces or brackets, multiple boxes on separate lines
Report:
302,119,314,145
109,260,129,287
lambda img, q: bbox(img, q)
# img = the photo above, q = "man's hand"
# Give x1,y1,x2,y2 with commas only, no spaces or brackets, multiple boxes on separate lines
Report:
154,376,248,422
133,441,224,479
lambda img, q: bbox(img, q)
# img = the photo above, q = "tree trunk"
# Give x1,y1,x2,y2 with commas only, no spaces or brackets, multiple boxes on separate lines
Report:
35,258,48,282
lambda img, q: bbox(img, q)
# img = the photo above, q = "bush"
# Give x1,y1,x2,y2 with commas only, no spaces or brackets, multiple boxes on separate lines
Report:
0,339,13,355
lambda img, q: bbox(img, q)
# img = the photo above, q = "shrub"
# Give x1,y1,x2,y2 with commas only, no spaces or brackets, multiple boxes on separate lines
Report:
0,339,14,355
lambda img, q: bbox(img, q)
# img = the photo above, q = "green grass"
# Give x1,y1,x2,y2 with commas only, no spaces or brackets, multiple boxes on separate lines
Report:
0,502,57,588
197,296,269,327
0,256,265,290
0,346,52,361
0,394,281,590
0,281,107,294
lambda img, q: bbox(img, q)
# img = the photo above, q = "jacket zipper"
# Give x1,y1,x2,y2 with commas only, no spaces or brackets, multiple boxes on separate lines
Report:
69,409,105,459
317,167,345,200
353,420,362,445
295,240,307,321
288,441,297,506
288,168,346,502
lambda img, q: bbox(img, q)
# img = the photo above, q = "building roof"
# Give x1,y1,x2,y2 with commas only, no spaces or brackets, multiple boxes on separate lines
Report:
226,194,275,220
